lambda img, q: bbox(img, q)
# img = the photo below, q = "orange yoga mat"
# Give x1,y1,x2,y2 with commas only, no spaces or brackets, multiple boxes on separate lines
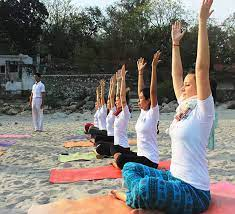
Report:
28,195,133,214
28,182,235,214
64,141,94,148
0,150,6,156
50,165,122,183
64,140,136,148
49,161,171,184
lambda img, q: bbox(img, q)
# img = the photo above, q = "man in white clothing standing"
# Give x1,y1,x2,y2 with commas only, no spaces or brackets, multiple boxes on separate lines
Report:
29,72,46,132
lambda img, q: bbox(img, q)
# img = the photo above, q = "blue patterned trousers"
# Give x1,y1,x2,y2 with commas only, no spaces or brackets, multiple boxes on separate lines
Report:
123,162,211,214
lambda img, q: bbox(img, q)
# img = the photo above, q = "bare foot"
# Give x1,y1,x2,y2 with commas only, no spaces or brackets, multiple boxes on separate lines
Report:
113,152,121,160
110,190,126,202
111,161,119,169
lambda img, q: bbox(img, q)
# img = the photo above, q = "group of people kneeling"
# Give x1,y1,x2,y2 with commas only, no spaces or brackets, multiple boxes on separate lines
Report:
84,1,215,213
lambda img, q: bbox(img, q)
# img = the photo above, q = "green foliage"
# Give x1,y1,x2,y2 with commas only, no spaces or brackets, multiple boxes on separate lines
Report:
157,80,176,104
0,0,49,54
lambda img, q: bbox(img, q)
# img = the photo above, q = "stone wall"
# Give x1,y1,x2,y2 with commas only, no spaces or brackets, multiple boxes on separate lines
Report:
42,74,113,108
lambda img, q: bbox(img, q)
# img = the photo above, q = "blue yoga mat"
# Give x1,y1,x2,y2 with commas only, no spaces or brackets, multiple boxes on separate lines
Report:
0,140,16,147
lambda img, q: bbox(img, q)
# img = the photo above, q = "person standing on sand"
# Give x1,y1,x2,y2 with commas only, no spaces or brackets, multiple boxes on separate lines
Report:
29,72,46,132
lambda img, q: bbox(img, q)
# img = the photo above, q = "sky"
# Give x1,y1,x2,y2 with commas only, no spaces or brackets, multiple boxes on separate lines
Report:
74,0,234,23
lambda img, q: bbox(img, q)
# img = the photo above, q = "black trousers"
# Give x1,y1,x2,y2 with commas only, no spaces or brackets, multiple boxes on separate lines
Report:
88,126,107,138
95,135,114,144
116,151,158,169
95,140,131,157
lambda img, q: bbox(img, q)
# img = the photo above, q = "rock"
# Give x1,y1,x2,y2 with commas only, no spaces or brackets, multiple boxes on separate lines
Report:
51,112,68,119
70,102,78,106
217,101,235,110
6,109,18,115
67,104,77,111
227,100,235,109
76,100,86,109
83,101,95,110
160,104,175,113
162,97,169,104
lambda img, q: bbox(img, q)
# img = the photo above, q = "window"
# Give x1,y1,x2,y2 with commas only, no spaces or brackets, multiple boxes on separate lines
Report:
0,66,5,73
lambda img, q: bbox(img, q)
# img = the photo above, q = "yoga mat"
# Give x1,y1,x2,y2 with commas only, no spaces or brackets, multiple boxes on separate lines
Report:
64,139,135,148
158,160,171,170
0,134,31,139
28,182,235,214
0,140,16,147
58,152,96,163
50,161,171,184
128,139,137,145
0,150,6,156
65,135,88,141
205,182,235,214
50,165,122,183
28,195,133,214
64,141,94,148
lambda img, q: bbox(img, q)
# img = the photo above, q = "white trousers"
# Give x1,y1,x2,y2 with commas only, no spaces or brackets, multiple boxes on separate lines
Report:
32,98,43,131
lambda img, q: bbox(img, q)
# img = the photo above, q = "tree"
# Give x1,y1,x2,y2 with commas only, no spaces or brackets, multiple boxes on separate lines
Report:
0,0,48,53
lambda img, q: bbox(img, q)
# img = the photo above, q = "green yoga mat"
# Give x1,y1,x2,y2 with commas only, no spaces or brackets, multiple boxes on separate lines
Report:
58,152,96,163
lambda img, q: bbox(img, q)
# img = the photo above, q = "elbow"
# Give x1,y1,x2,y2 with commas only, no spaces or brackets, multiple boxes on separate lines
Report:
150,88,156,96
196,63,210,73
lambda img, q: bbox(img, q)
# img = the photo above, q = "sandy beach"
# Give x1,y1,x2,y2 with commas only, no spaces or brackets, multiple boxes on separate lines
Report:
0,109,234,213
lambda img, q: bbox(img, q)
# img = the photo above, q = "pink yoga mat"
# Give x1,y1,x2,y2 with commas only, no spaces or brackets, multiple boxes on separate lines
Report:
49,161,171,184
28,182,235,214
204,182,235,214
0,134,31,139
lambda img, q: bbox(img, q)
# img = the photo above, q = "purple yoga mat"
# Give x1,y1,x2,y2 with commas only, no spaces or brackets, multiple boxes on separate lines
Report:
65,135,88,140
0,134,31,139
0,140,16,147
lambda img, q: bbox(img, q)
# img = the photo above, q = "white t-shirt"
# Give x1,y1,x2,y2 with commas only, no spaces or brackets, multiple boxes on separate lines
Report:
97,105,107,130
32,81,45,98
135,105,160,163
106,107,116,136
93,109,99,127
114,105,131,148
169,95,215,191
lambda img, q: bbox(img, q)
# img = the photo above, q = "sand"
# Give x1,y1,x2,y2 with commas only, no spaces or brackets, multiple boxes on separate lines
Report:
0,109,234,213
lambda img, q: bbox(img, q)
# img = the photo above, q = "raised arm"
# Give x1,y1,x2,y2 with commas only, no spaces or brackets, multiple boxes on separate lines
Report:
120,64,127,110
100,79,106,106
96,86,101,108
150,51,161,108
137,57,147,96
195,0,214,100
171,21,185,99
116,70,121,97
110,75,116,109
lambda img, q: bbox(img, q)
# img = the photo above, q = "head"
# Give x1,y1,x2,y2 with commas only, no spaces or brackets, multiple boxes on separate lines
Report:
138,88,151,110
115,95,122,109
34,72,41,82
115,92,130,109
181,71,197,100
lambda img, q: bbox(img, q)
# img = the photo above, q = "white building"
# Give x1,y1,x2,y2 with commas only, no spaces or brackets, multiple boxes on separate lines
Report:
0,54,34,93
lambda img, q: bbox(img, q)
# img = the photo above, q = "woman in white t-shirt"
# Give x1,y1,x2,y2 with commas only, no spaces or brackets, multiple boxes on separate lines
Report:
95,75,117,156
88,80,108,137
113,52,161,169
112,1,215,213
110,65,132,165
